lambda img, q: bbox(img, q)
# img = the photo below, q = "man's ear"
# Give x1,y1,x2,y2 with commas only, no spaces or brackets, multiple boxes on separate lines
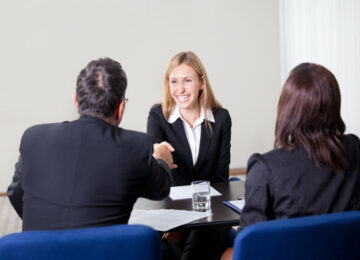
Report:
73,93,78,110
116,100,125,124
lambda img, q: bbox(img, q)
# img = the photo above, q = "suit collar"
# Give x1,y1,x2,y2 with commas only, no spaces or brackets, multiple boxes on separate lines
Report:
172,119,194,174
194,124,212,169
77,115,113,126
171,118,214,174
168,105,215,124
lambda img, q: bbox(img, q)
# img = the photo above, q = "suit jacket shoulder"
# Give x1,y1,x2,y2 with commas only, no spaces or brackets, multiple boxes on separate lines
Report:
242,133,360,230
149,104,164,121
213,107,230,119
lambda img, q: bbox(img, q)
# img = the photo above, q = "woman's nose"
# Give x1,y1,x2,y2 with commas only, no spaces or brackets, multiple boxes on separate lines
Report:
176,84,185,93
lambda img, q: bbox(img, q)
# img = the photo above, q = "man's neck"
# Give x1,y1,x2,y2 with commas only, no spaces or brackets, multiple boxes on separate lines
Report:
103,116,120,126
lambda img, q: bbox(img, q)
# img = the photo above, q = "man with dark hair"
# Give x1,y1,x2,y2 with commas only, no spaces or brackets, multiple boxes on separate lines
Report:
7,57,175,231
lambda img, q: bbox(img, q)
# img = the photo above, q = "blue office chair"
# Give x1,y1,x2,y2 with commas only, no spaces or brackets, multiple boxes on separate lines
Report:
233,211,360,260
228,176,240,182
0,224,162,260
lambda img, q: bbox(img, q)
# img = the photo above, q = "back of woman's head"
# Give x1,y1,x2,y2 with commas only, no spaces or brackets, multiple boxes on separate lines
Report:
275,62,346,171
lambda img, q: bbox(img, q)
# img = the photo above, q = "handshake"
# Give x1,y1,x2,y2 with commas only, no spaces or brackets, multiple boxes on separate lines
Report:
153,141,178,170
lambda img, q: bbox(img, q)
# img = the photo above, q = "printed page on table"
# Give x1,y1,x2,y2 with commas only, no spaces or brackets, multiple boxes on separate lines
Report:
169,185,221,200
129,209,212,231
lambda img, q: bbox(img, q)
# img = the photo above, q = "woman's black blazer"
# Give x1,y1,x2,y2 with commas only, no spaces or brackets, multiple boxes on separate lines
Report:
147,104,231,186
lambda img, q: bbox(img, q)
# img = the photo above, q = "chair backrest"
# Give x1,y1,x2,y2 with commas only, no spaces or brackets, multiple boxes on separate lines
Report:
233,211,360,260
0,224,162,260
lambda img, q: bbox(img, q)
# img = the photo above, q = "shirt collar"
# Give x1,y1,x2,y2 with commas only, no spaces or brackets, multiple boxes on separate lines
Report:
168,105,215,124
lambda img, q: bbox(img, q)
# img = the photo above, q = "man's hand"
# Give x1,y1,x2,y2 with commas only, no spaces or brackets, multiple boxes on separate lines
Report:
153,141,177,169
162,232,182,243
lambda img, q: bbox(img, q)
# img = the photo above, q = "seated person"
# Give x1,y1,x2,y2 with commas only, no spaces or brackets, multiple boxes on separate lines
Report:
147,51,232,260
7,57,175,231
222,62,360,259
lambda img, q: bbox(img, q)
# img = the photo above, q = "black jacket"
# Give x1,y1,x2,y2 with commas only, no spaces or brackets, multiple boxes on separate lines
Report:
8,116,172,231
147,104,231,185
240,134,360,230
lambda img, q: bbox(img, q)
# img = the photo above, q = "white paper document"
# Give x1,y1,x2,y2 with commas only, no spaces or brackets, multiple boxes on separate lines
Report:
169,185,222,200
128,209,211,232
223,199,245,213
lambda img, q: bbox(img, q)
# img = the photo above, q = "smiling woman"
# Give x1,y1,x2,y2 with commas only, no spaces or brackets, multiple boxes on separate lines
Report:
146,51,232,260
147,51,231,184
168,64,203,123
161,51,222,134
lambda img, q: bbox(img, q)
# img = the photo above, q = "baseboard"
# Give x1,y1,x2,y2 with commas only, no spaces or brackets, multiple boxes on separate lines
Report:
229,168,246,176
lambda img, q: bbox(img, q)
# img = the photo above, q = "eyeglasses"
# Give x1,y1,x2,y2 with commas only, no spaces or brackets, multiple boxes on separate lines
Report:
123,98,129,104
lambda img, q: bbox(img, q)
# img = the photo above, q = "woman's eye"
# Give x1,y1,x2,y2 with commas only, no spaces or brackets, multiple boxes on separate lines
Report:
185,79,192,82
170,80,176,84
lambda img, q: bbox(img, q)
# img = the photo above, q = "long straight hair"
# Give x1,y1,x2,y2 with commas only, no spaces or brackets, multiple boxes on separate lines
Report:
275,63,346,171
162,51,222,133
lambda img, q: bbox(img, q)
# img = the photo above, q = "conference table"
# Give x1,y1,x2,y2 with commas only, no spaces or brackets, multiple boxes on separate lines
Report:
134,180,245,232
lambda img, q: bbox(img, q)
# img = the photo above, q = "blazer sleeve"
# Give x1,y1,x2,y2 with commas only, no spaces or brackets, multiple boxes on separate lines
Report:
147,106,165,144
7,155,24,218
238,153,273,231
141,143,172,200
212,110,231,182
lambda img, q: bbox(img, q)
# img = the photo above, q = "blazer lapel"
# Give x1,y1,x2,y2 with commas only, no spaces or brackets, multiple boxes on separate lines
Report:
172,119,194,169
195,123,212,170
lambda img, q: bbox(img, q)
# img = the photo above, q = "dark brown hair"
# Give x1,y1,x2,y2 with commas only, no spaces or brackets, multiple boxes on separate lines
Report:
275,63,346,171
76,58,127,118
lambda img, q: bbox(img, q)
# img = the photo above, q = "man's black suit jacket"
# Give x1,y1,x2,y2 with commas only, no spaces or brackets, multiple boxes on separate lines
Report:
147,105,231,186
8,116,172,231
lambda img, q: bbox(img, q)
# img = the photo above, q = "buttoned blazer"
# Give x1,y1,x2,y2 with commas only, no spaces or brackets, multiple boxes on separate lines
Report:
147,104,231,186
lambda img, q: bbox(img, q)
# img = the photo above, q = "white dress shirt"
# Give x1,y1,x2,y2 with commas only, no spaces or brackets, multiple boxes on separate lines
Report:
168,106,215,165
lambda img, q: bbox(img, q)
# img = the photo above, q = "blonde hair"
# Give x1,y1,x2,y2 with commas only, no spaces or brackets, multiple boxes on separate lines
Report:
162,51,222,132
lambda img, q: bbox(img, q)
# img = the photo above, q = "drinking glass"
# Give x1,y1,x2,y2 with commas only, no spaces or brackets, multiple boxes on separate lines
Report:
191,180,210,212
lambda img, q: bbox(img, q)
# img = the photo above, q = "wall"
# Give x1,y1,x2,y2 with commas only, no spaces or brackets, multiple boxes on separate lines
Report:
0,0,281,191
279,0,360,136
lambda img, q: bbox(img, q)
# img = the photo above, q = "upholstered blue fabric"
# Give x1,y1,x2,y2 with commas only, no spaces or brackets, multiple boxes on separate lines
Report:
233,211,360,260
0,224,162,260
229,176,240,182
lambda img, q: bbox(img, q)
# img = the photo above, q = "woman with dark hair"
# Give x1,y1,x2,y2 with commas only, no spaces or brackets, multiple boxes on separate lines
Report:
222,63,360,259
